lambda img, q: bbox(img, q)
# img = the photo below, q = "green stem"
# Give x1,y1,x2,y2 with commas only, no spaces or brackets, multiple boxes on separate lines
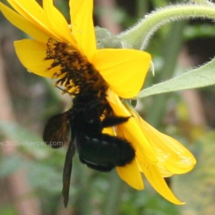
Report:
119,4,215,49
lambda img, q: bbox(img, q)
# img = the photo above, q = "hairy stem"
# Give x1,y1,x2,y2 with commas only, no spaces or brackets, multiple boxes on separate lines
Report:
119,4,215,49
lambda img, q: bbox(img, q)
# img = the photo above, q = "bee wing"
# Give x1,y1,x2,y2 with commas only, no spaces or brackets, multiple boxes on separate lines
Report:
43,112,69,148
62,139,76,207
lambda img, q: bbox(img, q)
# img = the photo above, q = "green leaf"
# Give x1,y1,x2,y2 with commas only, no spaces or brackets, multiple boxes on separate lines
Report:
119,4,215,49
137,58,215,98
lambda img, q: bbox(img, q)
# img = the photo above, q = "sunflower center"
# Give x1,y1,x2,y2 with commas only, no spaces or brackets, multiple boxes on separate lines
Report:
45,38,108,96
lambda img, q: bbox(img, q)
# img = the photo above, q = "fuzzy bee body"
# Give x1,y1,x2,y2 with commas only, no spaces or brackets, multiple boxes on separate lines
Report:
43,92,135,206
69,93,135,172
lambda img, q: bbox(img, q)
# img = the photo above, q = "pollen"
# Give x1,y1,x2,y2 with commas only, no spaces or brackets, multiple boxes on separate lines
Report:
45,38,108,96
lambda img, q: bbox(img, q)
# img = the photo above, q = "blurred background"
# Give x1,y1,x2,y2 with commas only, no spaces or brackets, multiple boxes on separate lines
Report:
0,0,215,214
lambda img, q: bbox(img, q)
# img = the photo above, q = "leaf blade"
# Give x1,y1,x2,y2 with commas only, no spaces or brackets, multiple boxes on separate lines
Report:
137,58,215,98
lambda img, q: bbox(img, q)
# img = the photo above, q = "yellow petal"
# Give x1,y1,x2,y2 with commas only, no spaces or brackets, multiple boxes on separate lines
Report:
69,0,96,61
14,39,60,77
43,0,77,46
116,159,144,190
93,49,151,98
106,89,157,163
137,154,184,205
7,0,45,22
132,109,196,174
155,163,174,177
102,127,115,135
7,0,59,39
0,2,49,42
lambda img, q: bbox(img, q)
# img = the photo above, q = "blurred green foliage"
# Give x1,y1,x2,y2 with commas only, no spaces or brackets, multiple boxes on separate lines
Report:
173,132,215,215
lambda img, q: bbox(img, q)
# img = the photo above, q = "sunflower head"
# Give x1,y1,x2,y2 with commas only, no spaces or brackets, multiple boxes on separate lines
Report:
45,38,108,96
0,0,151,99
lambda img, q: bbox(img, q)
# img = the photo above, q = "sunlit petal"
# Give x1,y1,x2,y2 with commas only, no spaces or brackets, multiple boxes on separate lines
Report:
116,159,144,190
106,89,157,163
156,163,174,177
43,0,77,46
14,39,60,77
0,3,48,42
137,154,184,205
69,0,96,60
7,0,59,39
7,0,45,22
94,49,151,98
131,109,196,174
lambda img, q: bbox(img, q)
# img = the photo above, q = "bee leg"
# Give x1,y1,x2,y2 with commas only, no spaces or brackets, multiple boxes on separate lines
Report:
102,116,131,128
62,140,76,208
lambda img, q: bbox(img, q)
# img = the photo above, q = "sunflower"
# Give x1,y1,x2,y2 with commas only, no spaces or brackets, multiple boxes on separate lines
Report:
0,0,150,98
0,0,196,205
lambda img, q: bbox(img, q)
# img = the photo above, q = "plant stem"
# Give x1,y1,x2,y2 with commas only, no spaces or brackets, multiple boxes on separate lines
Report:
119,4,215,49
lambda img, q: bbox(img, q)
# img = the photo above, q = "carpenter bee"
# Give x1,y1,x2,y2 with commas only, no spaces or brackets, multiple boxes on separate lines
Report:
43,92,135,207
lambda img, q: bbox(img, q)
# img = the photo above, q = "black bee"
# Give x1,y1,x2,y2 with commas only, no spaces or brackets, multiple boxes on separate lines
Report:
43,92,135,207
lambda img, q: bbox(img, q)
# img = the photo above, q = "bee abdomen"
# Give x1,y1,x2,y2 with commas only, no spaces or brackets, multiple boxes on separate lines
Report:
75,132,135,171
